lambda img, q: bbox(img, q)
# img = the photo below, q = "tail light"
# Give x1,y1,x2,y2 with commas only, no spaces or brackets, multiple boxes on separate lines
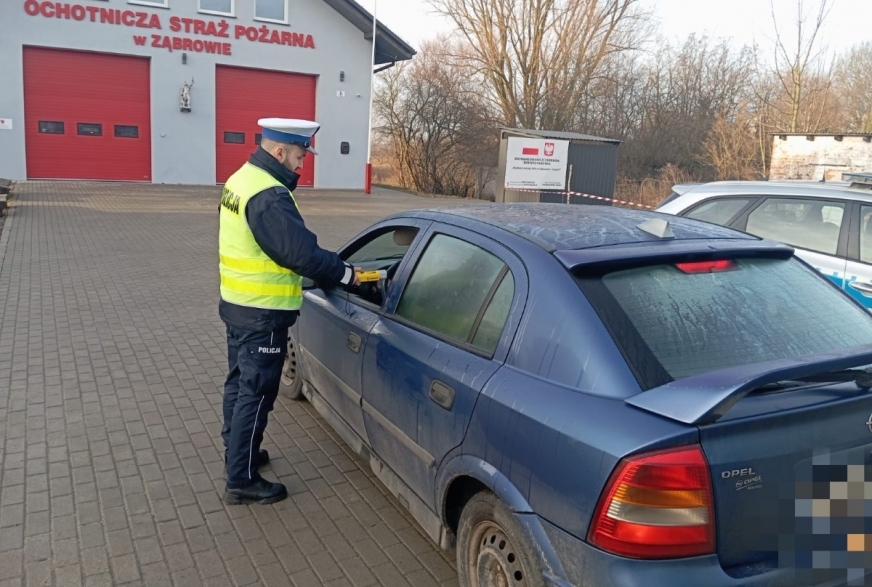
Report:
587,445,715,559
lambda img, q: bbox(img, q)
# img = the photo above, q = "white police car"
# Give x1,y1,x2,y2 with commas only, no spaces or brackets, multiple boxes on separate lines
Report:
656,173,872,309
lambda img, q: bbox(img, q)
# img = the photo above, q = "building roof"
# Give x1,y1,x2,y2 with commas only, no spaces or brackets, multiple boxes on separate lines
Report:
501,128,622,145
771,132,872,138
323,0,416,64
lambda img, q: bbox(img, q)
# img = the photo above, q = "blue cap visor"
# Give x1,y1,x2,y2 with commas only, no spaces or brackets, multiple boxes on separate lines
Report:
261,128,318,154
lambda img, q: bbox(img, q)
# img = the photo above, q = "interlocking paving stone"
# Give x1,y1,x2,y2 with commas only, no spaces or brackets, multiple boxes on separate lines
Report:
0,182,471,585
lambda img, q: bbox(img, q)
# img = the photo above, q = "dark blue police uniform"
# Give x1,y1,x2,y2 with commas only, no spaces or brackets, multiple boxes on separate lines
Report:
220,146,350,503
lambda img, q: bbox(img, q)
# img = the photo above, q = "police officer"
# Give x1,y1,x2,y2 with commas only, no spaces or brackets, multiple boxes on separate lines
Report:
218,118,360,505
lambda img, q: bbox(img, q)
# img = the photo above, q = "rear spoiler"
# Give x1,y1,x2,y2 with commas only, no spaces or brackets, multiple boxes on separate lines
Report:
626,343,872,425
555,240,794,271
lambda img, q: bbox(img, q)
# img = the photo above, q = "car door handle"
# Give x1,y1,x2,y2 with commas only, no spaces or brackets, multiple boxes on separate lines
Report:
849,281,872,297
429,380,456,411
347,332,362,353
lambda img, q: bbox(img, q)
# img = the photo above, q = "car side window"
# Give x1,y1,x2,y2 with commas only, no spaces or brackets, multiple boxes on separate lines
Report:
396,234,513,354
346,228,417,264
341,226,419,307
684,198,752,226
471,272,515,353
860,207,872,264
745,198,844,255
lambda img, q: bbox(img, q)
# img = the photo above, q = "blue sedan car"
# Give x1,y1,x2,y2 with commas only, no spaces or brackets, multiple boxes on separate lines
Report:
283,203,872,587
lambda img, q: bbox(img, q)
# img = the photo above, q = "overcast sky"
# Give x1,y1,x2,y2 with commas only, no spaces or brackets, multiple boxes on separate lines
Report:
354,0,872,56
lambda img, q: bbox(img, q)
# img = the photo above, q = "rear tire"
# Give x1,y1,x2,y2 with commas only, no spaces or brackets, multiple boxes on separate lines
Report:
280,333,305,401
456,491,544,587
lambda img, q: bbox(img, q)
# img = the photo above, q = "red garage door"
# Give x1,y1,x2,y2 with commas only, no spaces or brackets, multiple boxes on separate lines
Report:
23,47,151,181
216,66,316,186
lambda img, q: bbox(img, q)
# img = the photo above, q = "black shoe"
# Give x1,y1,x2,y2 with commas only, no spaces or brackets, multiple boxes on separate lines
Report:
223,477,288,505
224,449,270,471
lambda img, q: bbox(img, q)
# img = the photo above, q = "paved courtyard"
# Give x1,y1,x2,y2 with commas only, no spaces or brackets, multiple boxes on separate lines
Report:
0,182,477,587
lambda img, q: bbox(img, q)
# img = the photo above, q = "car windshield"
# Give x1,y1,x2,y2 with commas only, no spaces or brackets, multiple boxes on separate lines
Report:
575,258,872,389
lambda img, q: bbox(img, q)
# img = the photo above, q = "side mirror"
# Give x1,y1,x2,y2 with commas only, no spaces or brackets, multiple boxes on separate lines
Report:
302,277,318,290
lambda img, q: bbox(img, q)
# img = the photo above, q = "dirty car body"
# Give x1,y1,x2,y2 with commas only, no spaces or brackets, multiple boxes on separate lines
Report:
291,203,872,586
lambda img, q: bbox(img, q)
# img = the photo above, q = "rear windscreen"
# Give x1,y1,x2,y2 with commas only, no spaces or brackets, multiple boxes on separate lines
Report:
576,258,872,389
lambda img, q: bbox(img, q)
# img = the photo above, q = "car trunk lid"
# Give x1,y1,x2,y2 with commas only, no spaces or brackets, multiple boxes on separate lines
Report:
627,346,872,569
701,388,872,570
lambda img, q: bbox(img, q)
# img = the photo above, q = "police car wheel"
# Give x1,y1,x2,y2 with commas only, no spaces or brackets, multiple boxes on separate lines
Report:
280,335,305,401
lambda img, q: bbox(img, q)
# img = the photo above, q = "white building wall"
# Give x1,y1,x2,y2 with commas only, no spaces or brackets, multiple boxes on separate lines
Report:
770,135,872,182
0,0,379,188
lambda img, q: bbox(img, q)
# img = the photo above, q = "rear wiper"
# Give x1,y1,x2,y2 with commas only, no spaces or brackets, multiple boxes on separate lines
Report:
751,368,872,394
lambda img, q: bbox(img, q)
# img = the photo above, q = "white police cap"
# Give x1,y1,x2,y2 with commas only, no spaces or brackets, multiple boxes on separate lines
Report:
257,118,320,155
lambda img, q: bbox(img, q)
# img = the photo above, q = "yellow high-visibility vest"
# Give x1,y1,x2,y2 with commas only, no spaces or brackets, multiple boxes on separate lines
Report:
218,163,303,310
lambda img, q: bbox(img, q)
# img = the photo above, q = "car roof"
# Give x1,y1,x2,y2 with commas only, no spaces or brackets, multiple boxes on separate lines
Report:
672,180,872,201
399,203,758,252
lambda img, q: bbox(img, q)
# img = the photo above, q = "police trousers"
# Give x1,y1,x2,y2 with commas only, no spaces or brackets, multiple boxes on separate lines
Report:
221,325,287,488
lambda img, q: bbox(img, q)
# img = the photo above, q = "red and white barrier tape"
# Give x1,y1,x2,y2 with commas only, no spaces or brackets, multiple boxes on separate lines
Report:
513,189,654,210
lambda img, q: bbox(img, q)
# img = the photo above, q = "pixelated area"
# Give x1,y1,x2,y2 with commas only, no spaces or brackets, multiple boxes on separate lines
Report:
785,452,872,586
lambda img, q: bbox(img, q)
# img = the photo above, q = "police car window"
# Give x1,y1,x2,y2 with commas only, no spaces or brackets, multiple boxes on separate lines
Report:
746,198,844,255
396,234,508,351
685,198,751,226
860,207,872,264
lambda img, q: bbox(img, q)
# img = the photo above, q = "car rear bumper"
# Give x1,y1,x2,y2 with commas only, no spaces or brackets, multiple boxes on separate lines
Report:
535,517,827,587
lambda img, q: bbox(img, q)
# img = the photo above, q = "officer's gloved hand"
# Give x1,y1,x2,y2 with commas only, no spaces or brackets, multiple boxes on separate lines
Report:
338,263,362,289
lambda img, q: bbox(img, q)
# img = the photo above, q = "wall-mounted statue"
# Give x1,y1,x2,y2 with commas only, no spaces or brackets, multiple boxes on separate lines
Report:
180,78,194,112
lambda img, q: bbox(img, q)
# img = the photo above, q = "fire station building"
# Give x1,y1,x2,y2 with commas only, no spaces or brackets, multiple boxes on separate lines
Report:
0,0,414,188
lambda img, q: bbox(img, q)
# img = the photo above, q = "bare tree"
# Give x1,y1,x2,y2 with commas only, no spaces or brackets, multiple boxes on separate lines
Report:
375,1,869,204
700,105,764,181
833,42,872,133
428,0,648,131
575,50,648,140
374,38,498,197
590,35,754,180
763,0,835,133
